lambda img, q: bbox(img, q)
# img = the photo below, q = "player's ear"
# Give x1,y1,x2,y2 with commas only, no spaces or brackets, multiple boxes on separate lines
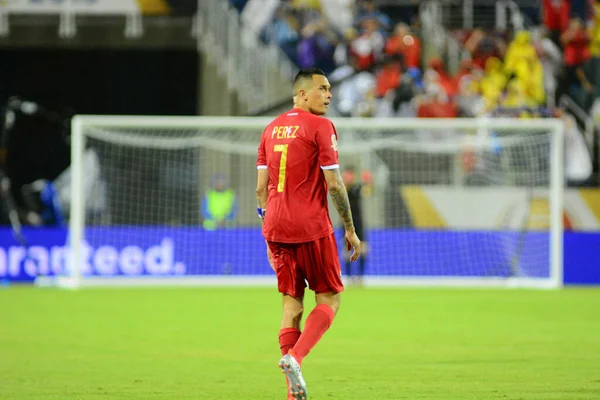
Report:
298,88,307,101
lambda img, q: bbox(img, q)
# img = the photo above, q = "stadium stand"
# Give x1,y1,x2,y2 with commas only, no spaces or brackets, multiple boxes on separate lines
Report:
234,0,600,185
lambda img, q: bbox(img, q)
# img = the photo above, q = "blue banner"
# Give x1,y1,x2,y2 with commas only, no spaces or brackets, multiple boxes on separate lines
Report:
563,232,600,285
0,228,598,285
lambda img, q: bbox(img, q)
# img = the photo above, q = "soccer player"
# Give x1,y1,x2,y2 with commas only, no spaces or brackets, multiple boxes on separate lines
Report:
256,68,361,400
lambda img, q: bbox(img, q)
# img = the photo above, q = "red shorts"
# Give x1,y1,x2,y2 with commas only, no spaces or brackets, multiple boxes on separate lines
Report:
267,233,344,298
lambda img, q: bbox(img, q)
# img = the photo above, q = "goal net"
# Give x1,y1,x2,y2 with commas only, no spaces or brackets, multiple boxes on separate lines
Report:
56,116,563,288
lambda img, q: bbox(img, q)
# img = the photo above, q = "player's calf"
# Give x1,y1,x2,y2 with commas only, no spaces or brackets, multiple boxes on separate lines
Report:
290,301,337,365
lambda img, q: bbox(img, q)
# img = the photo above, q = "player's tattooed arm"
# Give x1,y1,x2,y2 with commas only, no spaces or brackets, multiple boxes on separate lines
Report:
330,186,355,231
324,169,355,232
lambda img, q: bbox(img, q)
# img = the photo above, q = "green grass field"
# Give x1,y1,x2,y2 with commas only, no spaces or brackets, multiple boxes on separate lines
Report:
1,286,599,400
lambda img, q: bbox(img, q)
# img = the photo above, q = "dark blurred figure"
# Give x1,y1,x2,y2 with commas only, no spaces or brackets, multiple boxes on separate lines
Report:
341,165,372,285
0,97,71,227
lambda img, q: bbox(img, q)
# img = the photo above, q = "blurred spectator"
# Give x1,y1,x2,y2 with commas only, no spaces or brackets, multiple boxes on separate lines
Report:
454,59,474,89
356,0,392,31
385,23,422,70
333,56,377,117
297,19,337,73
560,18,594,110
542,0,571,47
333,27,358,68
388,68,422,118
465,29,506,70
201,174,237,230
297,23,320,68
417,84,458,118
562,111,593,183
350,16,385,70
561,18,590,69
504,31,545,105
455,69,487,117
533,27,562,108
424,58,456,97
320,0,355,34
527,58,546,106
261,5,301,64
480,56,508,110
589,1,600,96
504,31,537,78
375,55,403,97
341,165,372,286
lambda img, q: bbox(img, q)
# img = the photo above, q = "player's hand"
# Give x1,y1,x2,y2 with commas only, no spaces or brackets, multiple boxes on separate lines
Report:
344,230,361,262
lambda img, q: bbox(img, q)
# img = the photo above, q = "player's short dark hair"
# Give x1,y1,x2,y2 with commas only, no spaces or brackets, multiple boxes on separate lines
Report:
293,68,326,95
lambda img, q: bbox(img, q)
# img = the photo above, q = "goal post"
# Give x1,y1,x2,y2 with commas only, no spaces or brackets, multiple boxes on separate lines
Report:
56,116,564,289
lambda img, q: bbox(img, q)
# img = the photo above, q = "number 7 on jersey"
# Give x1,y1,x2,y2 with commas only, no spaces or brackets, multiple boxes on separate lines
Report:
274,144,288,192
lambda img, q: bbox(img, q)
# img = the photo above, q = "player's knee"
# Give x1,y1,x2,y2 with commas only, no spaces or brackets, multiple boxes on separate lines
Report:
316,292,340,314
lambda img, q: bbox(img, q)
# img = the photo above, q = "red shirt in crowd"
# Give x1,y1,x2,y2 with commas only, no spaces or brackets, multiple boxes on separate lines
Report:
542,0,570,32
385,34,422,69
563,30,590,66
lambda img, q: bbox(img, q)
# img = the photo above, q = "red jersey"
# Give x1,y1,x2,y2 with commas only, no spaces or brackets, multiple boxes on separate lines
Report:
257,108,339,243
542,0,570,32
564,30,590,66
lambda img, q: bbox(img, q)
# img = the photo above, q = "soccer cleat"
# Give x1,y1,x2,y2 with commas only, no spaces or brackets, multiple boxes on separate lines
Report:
279,353,308,400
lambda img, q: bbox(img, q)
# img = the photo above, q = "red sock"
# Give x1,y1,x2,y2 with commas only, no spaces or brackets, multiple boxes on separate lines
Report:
291,304,335,365
279,328,301,400
279,327,301,355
